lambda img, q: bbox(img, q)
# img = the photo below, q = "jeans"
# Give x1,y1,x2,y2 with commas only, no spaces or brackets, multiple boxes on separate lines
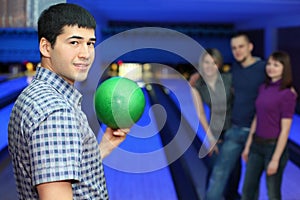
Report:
204,142,223,188
242,142,288,200
204,142,242,200
205,126,249,200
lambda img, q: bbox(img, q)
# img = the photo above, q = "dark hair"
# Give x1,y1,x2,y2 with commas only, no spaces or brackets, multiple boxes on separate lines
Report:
231,31,252,43
38,3,96,47
266,51,293,90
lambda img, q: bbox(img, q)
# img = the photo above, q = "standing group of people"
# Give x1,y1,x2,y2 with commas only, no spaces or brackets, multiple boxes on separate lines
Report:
191,33,297,200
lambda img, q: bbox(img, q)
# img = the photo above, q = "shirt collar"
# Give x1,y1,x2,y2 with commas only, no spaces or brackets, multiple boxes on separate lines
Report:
270,79,282,86
34,67,82,106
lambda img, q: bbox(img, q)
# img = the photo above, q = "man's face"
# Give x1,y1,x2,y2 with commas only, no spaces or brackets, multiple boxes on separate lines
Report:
230,36,253,63
48,25,96,85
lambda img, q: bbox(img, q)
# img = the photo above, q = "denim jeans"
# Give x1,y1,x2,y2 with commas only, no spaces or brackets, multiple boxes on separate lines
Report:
203,142,223,188
205,126,249,200
242,142,288,200
203,141,242,200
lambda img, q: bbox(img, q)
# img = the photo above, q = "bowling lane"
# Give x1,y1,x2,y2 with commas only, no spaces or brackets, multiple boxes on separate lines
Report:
0,103,14,151
148,83,207,199
155,72,211,154
0,76,29,199
0,76,28,108
97,88,178,200
0,76,29,152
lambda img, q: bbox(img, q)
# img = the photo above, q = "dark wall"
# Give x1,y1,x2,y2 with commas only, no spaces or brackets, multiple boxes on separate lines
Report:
244,29,265,60
278,27,300,94
111,37,233,65
278,27,300,113
101,22,234,64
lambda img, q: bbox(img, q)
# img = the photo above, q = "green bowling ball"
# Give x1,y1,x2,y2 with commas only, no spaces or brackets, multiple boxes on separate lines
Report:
94,77,146,129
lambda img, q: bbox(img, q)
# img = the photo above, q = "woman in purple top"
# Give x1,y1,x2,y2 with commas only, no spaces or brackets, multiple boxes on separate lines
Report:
241,51,297,200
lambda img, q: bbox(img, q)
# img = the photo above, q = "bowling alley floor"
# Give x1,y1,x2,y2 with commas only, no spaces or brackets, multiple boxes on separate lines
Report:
1,147,300,200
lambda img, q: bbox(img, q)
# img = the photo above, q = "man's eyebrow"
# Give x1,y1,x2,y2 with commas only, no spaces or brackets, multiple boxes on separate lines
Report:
68,35,96,41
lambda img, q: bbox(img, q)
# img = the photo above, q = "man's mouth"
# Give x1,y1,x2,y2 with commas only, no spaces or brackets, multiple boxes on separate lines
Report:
74,63,89,70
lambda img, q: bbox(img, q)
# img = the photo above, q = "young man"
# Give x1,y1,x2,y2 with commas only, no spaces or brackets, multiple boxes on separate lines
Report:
8,3,128,200
205,32,266,200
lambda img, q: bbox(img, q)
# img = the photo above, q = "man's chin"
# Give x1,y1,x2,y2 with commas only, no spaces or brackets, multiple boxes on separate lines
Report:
74,74,88,82
237,57,247,64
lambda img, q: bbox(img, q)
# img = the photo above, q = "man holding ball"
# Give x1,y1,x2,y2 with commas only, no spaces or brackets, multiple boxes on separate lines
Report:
8,3,129,200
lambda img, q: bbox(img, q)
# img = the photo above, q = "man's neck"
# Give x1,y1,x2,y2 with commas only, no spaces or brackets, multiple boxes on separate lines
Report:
241,56,257,68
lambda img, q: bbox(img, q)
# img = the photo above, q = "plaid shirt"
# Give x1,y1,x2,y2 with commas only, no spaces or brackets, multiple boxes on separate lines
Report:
8,67,108,199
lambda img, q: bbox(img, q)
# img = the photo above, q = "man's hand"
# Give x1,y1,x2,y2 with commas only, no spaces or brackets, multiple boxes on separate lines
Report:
99,127,130,159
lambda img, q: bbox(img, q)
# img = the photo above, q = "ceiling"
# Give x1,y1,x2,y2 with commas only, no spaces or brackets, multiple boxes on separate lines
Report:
69,0,300,25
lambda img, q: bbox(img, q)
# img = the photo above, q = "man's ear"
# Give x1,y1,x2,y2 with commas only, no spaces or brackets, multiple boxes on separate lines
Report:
39,37,51,57
248,42,254,52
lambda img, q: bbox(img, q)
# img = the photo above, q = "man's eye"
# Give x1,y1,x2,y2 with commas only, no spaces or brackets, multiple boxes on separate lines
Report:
70,41,79,45
87,42,95,47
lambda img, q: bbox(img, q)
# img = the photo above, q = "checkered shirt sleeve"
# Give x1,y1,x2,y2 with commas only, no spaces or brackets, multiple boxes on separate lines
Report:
30,108,81,186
